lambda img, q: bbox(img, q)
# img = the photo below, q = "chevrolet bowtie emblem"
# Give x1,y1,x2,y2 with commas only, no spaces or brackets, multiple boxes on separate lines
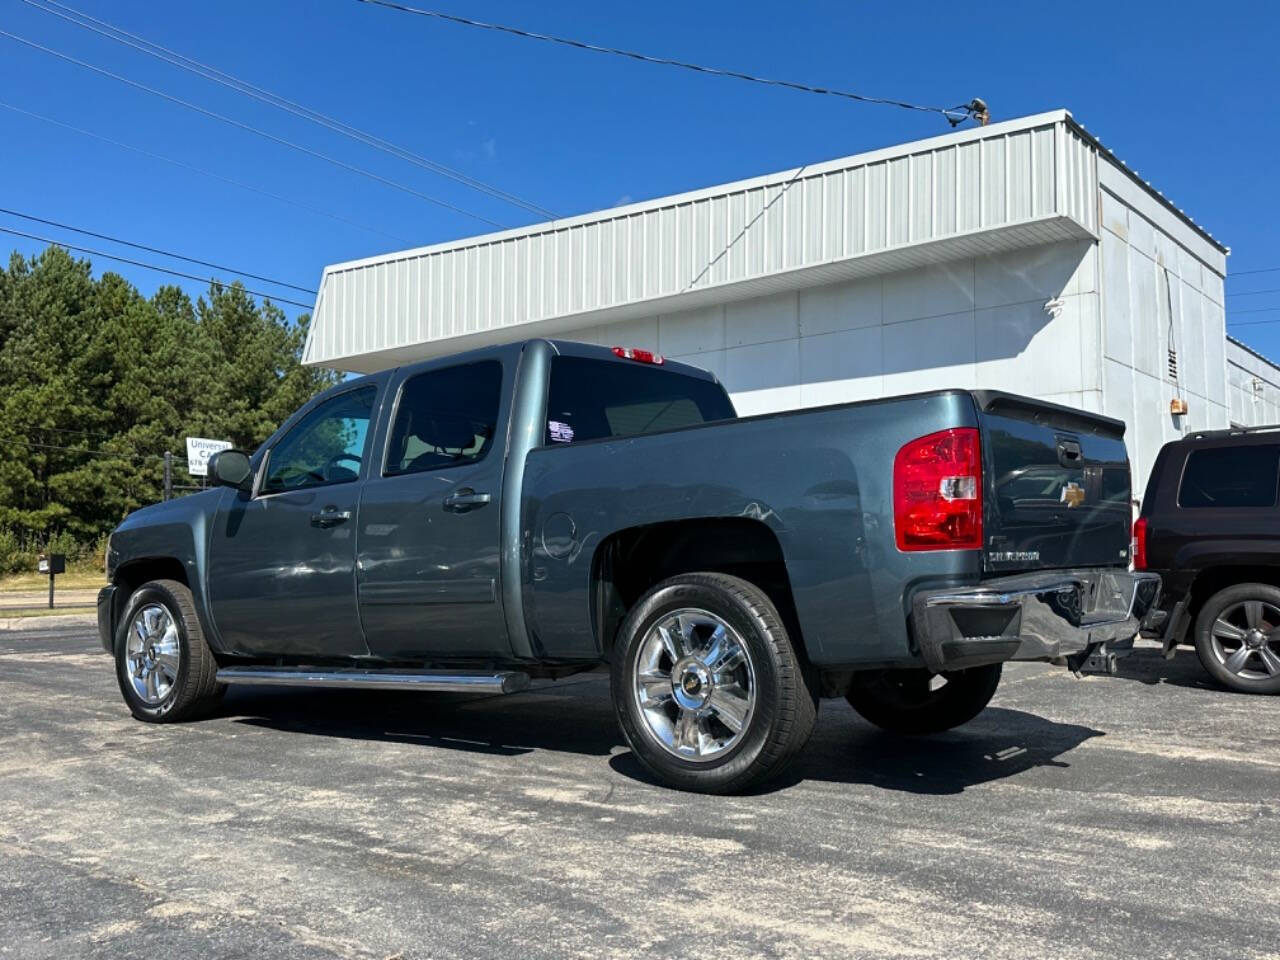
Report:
1060,481,1086,508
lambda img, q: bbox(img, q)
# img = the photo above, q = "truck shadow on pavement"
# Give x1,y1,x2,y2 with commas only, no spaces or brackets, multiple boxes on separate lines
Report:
226,682,1102,797
1111,644,1226,693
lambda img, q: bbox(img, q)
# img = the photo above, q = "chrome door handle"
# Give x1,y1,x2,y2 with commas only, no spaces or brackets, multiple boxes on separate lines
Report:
310,507,352,528
443,489,492,512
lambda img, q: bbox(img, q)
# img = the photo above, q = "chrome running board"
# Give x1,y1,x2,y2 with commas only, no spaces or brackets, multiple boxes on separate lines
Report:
216,667,530,694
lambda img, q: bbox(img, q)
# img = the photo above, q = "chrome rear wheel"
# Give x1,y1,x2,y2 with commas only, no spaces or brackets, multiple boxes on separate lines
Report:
631,608,757,763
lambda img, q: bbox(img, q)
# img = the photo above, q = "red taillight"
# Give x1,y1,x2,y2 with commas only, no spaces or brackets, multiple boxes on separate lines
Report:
612,346,664,365
1132,516,1148,571
894,428,983,551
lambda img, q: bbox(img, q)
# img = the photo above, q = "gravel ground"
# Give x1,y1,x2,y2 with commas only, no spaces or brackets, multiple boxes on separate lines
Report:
1,623,1277,960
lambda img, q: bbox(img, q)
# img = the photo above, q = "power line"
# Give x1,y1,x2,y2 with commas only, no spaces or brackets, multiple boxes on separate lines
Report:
0,208,316,295
1231,266,1280,278
0,102,410,245
356,0,986,126
1228,306,1280,317
1227,287,1280,298
0,225,314,308
0,29,504,229
0,434,157,463
23,0,557,220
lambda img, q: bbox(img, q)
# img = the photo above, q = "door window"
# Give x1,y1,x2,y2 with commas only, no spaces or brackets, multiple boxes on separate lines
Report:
384,361,503,476
260,386,377,493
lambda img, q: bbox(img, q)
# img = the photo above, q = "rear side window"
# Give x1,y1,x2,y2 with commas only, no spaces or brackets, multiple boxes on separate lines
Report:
385,361,502,475
544,356,735,444
1178,445,1280,508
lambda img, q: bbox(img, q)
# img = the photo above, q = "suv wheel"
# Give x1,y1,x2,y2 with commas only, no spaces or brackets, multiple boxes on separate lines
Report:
115,579,224,721
845,664,1002,734
611,573,817,794
1193,584,1280,694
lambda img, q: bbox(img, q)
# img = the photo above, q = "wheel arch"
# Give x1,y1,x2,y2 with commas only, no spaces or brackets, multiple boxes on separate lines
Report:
108,557,191,652
1182,563,1280,637
589,517,803,659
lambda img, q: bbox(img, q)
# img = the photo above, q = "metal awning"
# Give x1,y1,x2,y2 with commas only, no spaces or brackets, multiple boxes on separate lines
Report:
305,111,1113,372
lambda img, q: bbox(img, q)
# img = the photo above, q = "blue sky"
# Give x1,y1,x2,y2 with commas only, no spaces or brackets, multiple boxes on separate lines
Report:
3,1,1278,353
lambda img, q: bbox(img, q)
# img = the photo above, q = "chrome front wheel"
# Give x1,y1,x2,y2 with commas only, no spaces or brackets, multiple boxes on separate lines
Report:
631,608,757,763
115,579,222,722
125,603,182,705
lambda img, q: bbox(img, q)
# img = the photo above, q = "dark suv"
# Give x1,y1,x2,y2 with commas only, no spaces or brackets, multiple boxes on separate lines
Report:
1137,427,1280,693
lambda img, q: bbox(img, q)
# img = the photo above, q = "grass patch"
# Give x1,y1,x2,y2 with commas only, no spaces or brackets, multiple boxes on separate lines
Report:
1,606,95,618
0,566,105,592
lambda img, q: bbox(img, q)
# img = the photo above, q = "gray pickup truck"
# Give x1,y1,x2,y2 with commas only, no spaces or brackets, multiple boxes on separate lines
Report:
99,338,1158,792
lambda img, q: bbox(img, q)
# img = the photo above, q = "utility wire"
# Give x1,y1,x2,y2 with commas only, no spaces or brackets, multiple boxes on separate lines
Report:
686,164,809,290
23,0,557,220
0,225,314,308
1228,306,1280,317
0,208,316,295
1228,288,1280,298
0,29,504,229
1231,266,1280,278
0,102,409,245
0,434,157,463
356,0,986,125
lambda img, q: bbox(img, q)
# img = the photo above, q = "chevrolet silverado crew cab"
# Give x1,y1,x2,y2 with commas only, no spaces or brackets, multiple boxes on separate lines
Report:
99,338,1159,792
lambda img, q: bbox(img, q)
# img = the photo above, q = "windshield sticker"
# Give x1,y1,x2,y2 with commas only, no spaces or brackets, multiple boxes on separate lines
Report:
548,420,575,443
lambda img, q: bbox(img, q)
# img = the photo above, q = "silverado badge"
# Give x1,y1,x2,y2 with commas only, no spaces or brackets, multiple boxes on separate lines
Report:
1060,481,1086,509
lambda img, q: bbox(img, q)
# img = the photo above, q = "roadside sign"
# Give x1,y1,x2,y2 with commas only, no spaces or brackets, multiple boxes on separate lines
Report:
185,437,232,476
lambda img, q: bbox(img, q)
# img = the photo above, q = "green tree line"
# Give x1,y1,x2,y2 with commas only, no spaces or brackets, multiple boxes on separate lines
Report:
0,245,337,572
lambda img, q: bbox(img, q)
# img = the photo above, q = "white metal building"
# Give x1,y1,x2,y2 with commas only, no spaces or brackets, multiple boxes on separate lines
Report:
303,110,1277,495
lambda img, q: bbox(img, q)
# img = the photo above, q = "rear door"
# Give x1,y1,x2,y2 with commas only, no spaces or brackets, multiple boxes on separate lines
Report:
356,358,510,660
975,392,1132,574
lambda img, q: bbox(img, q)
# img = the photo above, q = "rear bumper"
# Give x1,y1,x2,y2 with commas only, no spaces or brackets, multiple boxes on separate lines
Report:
97,585,117,653
912,569,1161,673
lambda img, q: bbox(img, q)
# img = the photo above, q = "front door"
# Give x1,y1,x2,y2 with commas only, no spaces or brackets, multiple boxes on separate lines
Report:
357,359,510,660
207,385,379,658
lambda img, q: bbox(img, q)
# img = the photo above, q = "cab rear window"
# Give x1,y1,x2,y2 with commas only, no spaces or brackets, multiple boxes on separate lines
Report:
1178,445,1280,508
544,356,734,445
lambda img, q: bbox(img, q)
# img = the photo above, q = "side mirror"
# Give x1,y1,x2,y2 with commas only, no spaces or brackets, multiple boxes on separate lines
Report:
208,449,253,490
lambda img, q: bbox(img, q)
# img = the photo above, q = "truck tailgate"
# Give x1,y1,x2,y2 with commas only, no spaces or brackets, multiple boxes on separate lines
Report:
975,391,1132,575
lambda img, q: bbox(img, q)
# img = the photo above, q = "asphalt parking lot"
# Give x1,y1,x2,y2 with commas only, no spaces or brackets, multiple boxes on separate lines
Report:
1,622,1278,960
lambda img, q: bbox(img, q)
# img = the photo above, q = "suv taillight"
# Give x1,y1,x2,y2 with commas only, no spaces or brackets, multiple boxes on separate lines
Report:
1132,516,1148,571
894,428,983,551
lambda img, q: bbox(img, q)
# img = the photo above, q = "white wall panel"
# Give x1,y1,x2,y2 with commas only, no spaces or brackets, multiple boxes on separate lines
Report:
725,292,799,347
883,262,974,324
798,277,882,337
883,311,977,394
657,305,725,356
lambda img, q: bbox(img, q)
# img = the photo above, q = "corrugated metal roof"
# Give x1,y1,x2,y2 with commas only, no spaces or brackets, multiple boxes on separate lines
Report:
302,110,1185,371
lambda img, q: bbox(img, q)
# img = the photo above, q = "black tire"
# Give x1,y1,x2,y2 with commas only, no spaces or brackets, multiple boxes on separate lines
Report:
114,579,224,721
610,573,818,794
1192,584,1280,695
846,663,1002,735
